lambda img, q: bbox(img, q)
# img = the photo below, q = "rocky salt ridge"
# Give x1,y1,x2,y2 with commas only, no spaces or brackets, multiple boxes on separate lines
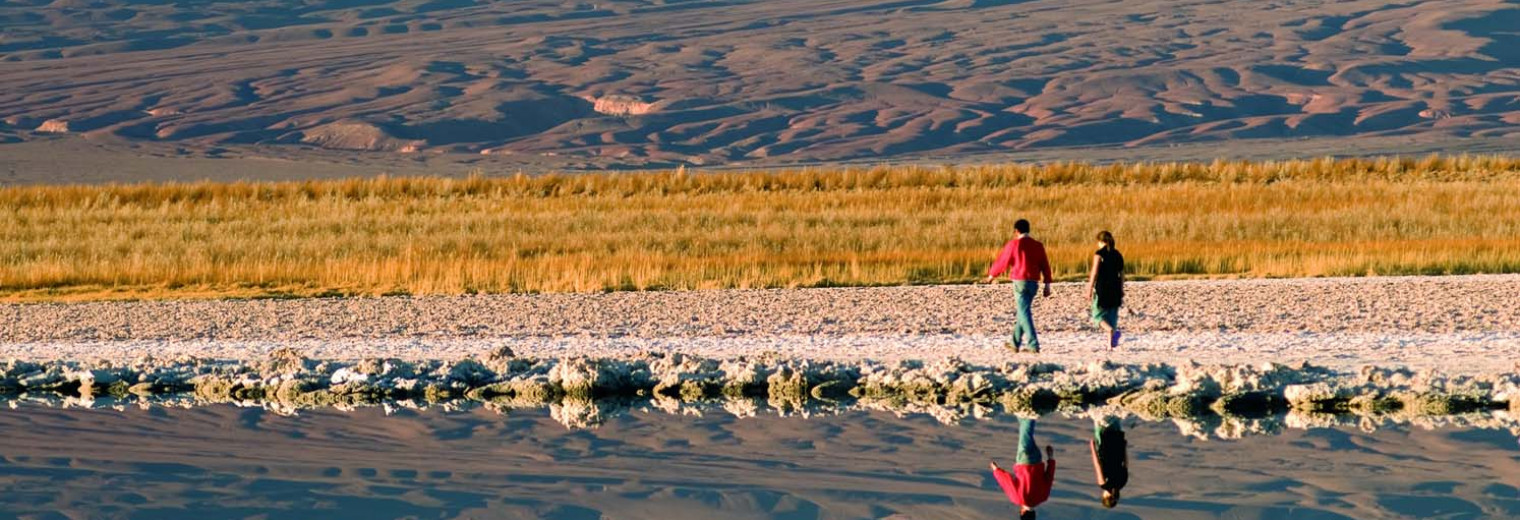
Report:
3,348,1518,433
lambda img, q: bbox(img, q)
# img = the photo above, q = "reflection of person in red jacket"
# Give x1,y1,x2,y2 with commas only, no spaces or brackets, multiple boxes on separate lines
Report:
989,418,1055,520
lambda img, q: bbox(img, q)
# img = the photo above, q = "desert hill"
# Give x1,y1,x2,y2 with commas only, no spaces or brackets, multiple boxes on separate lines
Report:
2,0,1519,168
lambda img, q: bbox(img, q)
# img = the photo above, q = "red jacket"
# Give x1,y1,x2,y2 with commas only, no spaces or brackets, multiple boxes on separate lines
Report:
988,236,1053,283
993,461,1056,508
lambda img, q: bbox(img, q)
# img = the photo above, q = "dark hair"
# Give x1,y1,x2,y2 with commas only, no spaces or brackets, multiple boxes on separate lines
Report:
1020,510,1037,520
1096,230,1116,251
1102,489,1121,508
1015,219,1031,234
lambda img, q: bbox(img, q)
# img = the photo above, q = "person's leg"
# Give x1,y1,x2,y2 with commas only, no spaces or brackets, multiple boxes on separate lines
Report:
1011,283,1027,350
1090,298,1120,330
1091,297,1121,348
1092,415,1105,444
1089,298,1109,330
1096,415,1120,437
1011,299,1026,351
1015,281,1040,352
1016,418,1043,465
1105,306,1121,348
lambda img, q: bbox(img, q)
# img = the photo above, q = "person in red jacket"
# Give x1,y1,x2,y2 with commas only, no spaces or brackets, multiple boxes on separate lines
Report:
984,219,1054,353
989,418,1056,520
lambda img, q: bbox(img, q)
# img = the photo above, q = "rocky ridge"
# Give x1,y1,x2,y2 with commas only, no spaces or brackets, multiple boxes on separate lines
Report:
4,350,1518,432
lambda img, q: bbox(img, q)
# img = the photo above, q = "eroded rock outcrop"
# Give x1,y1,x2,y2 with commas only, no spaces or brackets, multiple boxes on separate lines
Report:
35,119,71,133
297,120,423,152
586,95,657,116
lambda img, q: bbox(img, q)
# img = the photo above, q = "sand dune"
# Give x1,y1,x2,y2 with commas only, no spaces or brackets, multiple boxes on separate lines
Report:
3,0,1520,169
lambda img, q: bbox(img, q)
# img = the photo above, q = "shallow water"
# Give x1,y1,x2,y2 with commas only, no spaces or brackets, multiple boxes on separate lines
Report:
0,404,1517,519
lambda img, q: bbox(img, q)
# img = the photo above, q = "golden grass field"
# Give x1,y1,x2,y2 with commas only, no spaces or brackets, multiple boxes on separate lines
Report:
3,155,1519,301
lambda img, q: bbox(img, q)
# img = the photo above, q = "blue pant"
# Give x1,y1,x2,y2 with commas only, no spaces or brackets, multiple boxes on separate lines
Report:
1016,418,1043,465
1013,281,1041,352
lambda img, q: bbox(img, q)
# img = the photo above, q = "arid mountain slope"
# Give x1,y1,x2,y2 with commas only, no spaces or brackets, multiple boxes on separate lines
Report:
2,0,1519,167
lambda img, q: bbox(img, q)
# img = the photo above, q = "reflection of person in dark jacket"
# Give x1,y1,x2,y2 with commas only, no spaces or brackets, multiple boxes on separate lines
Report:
1089,415,1129,508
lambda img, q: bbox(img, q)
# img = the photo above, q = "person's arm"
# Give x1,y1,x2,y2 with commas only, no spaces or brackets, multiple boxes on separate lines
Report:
1045,448,1057,481
1090,439,1105,486
1087,254,1101,301
1040,245,1054,296
985,241,1016,282
991,461,1018,492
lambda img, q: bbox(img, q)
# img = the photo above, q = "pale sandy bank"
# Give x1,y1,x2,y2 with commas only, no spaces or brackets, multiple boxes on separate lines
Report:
3,275,1517,371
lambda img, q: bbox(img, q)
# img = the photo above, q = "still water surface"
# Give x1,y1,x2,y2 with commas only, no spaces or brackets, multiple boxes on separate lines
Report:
0,403,1517,519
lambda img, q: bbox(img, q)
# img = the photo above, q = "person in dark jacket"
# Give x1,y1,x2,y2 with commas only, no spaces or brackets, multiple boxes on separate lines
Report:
1086,230,1125,349
1089,415,1129,508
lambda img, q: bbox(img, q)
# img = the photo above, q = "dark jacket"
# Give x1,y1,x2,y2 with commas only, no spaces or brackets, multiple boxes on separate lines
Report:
1094,248,1124,309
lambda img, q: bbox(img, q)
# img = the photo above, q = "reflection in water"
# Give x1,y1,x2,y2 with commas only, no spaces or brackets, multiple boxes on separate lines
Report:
13,391,1520,440
0,404,1517,519
989,418,1055,519
1091,414,1128,509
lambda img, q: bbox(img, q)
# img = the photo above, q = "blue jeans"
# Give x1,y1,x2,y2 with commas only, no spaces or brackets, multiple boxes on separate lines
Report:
1013,281,1040,352
1017,418,1043,465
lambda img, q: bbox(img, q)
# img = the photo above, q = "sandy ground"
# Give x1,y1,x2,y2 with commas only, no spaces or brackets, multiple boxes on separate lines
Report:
3,275,1517,372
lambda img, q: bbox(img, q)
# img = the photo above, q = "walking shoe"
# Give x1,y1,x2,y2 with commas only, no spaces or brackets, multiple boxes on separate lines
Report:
1003,341,1019,353
1110,329,1121,349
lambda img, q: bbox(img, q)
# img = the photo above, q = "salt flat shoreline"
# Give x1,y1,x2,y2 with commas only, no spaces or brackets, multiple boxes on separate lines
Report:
4,275,1518,372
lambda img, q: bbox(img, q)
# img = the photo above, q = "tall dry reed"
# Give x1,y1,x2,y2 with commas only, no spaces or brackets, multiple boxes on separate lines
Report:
2,155,1517,301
